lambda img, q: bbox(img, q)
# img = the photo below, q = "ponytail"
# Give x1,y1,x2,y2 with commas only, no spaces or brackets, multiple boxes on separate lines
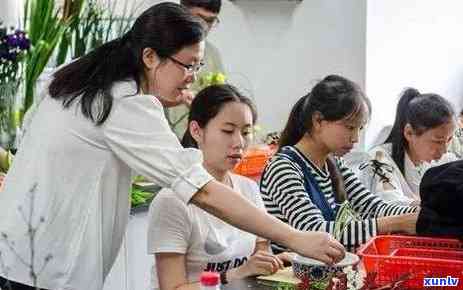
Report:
279,94,310,148
48,3,206,125
384,88,420,174
326,157,347,203
49,33,137,124
385,88,454,174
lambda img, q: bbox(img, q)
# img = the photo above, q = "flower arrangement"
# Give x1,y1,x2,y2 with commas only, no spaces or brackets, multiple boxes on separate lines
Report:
0,25,30,85
0,24,30,150
56,0,138,65
23,0,69,118
196,71,227,90
271,268,411,290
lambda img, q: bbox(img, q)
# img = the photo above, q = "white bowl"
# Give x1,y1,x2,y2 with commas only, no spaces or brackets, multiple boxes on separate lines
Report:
292,252,360,282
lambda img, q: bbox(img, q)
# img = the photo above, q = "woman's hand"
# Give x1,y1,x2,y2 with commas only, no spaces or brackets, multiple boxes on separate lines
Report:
378,211,419,235
229,251,284,279
180,90,194,107
397,211,419,235
287,231,345,265
158,90,195,108
276,252,295,265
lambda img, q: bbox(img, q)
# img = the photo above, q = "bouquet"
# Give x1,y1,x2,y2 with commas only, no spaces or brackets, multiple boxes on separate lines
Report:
0,25,30,85
0,24,30,149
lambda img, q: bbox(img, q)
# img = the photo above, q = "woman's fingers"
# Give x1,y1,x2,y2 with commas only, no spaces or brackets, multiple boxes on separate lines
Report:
329,236,345,253
253,252,283,272
258,251,285,269
254,260,277,275
274,255,285,269
328,238,346,263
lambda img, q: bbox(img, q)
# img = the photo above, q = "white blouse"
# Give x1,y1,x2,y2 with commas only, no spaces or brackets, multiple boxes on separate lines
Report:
354,143,457,205
0,80,213,290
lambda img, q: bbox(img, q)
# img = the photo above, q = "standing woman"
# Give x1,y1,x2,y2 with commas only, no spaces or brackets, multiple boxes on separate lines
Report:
0,3,343,290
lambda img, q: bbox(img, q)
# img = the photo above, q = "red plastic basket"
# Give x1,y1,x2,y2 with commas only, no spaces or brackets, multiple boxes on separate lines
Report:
233,145,276,180
357,235,463,289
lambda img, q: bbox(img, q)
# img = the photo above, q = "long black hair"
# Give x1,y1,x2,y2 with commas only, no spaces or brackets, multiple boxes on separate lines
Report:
49,2,207,125
279,75,366,202
279,74,366,148
181,0,222,13
181,84,257,148
384,88,454,174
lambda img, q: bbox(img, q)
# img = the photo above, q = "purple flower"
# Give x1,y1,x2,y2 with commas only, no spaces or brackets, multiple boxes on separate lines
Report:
0,25,29,82
5,35,19,48
18,38,30,50
0,46,8,60
14,29,26,37
4,51,17,61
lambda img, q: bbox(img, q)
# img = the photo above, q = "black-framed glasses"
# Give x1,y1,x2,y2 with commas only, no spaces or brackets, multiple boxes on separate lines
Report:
168,56,205,74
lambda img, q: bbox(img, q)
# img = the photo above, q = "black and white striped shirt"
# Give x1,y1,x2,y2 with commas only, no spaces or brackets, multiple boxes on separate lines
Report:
260,146,417,252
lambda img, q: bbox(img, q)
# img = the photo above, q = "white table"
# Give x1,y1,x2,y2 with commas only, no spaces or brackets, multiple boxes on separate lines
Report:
104,210,152,290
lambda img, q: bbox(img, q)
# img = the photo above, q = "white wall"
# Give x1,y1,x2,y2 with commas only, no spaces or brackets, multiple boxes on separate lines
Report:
0,0,23,27
131,0,367,134
212,0,367,134
366,0,463,147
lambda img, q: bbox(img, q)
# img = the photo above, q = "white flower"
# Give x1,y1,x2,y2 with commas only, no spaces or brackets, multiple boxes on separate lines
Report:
343,266,365,290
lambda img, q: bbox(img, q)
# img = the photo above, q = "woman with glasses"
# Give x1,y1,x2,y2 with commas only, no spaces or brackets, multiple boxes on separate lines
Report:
0,3,343,290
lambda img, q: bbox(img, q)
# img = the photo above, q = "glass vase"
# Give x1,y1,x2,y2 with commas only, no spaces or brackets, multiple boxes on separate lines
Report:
0,80,22,151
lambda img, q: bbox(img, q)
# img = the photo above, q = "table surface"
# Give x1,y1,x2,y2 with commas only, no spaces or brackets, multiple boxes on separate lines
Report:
222,278,276,290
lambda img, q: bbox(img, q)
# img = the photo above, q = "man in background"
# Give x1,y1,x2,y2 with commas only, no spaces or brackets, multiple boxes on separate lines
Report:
181,0,225,81
168,0,226,137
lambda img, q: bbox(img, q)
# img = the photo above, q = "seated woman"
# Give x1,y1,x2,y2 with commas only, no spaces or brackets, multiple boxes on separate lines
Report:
260,75,418,252
148,84,286,290
356,88,457,205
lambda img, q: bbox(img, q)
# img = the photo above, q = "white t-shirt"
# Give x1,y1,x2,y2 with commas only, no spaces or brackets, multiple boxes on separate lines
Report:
0,79,213,290
147,173,265,290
